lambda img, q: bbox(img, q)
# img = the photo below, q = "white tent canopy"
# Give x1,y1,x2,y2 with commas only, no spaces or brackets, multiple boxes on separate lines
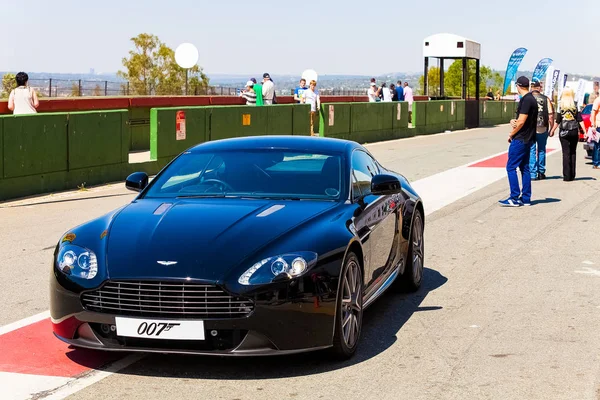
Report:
423,33,481,60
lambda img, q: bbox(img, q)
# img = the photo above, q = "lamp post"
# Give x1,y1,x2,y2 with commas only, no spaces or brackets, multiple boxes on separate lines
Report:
175,43,199,96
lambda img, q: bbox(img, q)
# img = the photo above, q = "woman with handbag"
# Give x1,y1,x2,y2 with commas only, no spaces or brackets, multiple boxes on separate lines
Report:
550,87,586,181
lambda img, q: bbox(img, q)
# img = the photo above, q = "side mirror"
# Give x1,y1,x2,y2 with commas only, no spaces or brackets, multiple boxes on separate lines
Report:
126,172,149,192
371,174,402,196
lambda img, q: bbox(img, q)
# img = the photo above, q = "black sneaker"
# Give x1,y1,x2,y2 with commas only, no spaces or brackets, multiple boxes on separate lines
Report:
538,173,546,180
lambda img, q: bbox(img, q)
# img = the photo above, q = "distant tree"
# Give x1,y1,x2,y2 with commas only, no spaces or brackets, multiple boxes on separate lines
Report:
71,83,80,97
1,73,16,98
93,84,102,96
118,33,210,96
419,60,505,98
418,67,441,96
189,68,210,95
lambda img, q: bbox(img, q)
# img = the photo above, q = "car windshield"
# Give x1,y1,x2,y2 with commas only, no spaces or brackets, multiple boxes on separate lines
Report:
143,150,344,200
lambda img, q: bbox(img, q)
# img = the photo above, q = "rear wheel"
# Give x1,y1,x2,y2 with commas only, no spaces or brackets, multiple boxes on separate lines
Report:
331,252,363,360
399,211,424,291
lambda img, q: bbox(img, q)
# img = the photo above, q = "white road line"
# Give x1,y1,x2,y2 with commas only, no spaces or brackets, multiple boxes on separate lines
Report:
0,311,49,336
0,372,72,400
42,354,145,400
0,136,563,399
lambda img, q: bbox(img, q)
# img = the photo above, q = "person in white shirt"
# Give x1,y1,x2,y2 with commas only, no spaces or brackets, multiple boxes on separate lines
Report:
8,72,39,115
261,73,275,105
381,83,392,102
367,82,378,102
301,80,321,136
403,82,414,120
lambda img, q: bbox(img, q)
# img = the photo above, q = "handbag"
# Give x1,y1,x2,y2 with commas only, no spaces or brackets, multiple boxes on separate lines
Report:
587,127,600,143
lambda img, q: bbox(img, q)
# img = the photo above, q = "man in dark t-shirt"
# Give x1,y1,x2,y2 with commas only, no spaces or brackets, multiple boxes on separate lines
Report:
499,76,538,207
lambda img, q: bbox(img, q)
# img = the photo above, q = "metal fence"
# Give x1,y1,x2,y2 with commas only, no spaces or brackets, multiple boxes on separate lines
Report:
3,78,368,98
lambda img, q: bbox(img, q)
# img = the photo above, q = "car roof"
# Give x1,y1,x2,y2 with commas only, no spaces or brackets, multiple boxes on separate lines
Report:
188,135,360,154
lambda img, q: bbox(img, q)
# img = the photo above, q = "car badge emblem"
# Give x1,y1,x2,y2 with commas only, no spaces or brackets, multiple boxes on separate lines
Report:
157,261,178,266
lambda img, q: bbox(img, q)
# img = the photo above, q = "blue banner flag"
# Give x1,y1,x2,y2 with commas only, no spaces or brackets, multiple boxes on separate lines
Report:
503,48,528,95
532,58,553,82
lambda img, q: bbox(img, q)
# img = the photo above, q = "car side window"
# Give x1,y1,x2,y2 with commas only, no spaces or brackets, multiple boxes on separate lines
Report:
352,150,379,199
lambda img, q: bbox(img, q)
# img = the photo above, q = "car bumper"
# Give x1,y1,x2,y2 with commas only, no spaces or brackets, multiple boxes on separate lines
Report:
50,276,337,356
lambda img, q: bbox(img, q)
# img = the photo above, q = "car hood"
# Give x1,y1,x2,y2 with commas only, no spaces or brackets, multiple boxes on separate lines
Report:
106,198,336,281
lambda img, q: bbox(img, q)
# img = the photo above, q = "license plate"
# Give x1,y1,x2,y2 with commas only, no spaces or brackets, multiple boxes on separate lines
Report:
115,317,205,340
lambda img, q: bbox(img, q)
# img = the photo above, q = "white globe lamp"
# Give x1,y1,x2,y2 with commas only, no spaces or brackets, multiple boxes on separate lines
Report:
302,69,318,83
175,43,199,95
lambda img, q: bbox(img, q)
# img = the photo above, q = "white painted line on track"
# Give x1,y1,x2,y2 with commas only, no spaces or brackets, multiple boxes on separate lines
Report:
0,372,71,400
0,311,50,336
42,354,145,400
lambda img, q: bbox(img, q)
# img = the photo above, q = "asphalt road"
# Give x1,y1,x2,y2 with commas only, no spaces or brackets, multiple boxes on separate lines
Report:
2,126,600,399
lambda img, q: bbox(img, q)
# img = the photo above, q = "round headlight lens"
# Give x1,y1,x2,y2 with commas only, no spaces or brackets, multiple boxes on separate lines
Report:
271,258,288,275
291,257,307,276
62,251,76,267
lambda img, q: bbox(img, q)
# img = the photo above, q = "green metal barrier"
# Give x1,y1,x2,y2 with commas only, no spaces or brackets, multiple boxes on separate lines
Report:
150,107,208,160
210,106,269,141
319,102,412,143
68,110,129,170
318,102,352,140
2,113,69,179
0,117,3,181
292,104,311,135
130,107,151,152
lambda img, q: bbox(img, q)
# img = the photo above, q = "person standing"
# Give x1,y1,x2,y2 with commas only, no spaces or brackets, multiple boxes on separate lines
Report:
294,79,308,103
367,82,378,102
261,73,275,105
396,81,404,101
239,81,257,106
7,72,39,115
403,82,414,121
301,80,321,136
381,83,392,102
550,87,586,181
590,90,600,169
499,76,538,207
529,78,554,180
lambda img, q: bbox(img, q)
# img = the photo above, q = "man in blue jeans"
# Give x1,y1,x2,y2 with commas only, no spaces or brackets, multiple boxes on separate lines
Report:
499,76,538,207
529,78,554,180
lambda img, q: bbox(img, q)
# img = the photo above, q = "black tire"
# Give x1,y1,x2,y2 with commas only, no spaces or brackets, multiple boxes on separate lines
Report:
331,251,363,360
399,211,424,292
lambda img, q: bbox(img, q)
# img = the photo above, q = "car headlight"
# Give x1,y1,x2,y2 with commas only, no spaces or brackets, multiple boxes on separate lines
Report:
238,252,317,285
56,245,98,280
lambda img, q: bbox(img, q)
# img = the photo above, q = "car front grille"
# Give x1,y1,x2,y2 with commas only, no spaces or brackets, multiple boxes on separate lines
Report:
81,281,254,319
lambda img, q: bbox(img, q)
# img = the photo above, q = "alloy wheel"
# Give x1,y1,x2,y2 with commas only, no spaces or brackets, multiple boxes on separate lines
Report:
341,259,362,348
412,214,424,284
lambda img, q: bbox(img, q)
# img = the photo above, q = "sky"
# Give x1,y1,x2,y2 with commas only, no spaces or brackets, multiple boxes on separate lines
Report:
1,0,598,78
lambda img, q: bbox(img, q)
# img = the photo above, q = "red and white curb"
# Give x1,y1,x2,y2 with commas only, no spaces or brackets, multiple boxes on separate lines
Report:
0,138,562,399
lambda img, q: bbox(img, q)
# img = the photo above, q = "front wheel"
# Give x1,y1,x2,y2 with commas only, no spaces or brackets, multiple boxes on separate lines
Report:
399,211,424,291
331,252,363,360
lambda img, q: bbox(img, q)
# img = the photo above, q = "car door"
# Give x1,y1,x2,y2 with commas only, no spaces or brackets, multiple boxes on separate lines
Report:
351,150,399,293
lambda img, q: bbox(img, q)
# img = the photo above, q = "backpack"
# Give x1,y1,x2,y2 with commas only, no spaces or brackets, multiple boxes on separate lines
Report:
533,92,549,129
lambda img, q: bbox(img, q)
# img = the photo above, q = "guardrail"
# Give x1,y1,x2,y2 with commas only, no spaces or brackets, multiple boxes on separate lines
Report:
0,100,516,202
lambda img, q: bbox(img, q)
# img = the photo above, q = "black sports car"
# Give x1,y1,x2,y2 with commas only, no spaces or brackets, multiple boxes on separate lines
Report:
50,136,424,359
